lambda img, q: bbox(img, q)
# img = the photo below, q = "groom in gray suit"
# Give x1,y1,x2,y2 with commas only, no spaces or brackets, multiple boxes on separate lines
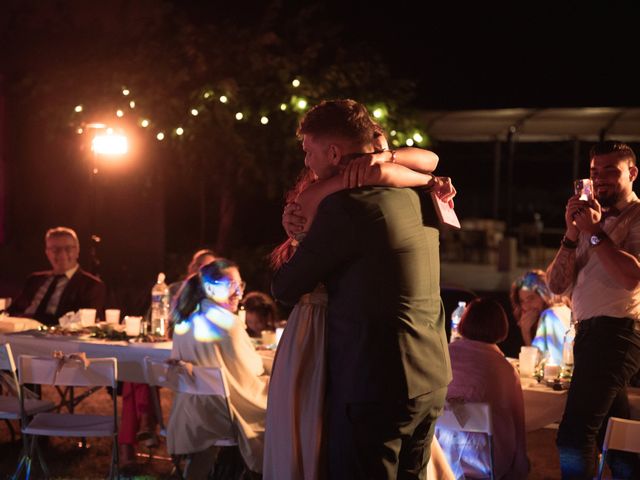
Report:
272,99,451,479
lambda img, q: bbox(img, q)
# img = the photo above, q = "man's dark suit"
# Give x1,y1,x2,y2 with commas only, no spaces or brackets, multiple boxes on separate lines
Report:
272,187,451,479
9,268,106,325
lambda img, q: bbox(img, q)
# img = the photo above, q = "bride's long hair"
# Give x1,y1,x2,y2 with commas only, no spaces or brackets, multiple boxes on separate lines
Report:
270,167,316,270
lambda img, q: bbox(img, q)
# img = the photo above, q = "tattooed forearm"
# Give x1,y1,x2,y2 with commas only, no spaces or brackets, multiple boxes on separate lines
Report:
547,247,577,294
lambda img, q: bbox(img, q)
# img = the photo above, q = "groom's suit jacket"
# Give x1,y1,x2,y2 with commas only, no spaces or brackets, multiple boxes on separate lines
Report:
273,187,451,402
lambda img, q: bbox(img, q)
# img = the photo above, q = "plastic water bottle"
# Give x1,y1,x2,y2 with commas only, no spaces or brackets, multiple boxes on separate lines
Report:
150,272,170,337
561,321,576,379
450,301,466,342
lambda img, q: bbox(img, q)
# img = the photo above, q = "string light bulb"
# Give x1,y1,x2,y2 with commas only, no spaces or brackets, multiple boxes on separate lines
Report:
129,101,135,109
412,133,423,143
292,78,301,87
156,132,165,141
405,138,414,146
280,103,287,111
116,110,124,118
260,116,269,125
74,105,83,113
141,119,150,128
176,127,184,136
191,108,199,116
235,112,244,120
122,88,130,96
219,95,228,103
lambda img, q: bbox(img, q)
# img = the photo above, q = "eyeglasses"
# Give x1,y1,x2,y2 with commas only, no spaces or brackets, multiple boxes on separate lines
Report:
46,246,78,254
228,280,247,296
203,279,246,300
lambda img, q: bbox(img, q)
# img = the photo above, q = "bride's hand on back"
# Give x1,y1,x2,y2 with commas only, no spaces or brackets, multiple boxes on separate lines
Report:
282,202,307,239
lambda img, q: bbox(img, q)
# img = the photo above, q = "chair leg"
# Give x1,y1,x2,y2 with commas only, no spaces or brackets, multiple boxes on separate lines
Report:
12,433,34,480
596,450,607,480
33,438,50,478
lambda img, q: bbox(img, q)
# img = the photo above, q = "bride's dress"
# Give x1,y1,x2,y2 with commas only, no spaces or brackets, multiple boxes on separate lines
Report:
263,289,328,480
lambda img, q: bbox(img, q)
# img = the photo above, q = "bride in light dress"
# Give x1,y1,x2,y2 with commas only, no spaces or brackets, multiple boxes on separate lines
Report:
263,134,456,480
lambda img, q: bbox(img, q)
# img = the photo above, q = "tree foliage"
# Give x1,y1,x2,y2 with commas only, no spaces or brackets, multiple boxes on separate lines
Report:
4,0,424,255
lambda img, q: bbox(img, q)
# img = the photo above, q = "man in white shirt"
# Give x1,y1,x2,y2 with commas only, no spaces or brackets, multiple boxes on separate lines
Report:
547,141,640,479
9,226,106,325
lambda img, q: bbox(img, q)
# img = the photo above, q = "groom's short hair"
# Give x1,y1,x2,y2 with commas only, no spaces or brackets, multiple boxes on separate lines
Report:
297,99,377,147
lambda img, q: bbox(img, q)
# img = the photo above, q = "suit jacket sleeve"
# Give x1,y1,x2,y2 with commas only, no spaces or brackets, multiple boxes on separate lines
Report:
272,193,356,305
7,274,42,315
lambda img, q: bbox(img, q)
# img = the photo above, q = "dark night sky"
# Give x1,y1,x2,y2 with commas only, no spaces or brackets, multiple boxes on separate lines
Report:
314,1,640,110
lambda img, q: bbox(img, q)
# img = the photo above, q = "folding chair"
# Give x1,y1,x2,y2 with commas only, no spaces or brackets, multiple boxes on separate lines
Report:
0,343,55,443
143,356,236,479
13,354,119,480
436,401,495,480
597,416,640,480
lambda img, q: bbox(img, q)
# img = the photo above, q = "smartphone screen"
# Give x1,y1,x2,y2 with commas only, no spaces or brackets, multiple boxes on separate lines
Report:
574,179,593,201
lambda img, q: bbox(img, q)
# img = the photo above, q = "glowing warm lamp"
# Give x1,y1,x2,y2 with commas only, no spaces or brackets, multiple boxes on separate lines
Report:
92,132,129,155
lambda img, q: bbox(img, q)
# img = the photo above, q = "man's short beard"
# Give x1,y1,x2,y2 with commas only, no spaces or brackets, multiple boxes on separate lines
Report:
597,191,620,208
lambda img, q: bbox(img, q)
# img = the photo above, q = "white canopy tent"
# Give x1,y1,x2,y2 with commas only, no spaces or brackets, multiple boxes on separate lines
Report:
418,107,640,222
419,107,640,143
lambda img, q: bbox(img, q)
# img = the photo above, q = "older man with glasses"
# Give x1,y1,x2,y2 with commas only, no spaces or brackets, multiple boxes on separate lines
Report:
9,226,106,325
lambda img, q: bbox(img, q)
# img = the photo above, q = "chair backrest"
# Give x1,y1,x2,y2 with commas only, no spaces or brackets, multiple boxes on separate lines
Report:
602,417,640,454
438,401,493,434
143,357,230,397
437,401,495,480
0,342,17,373
0,342,19,396
18,355,117,389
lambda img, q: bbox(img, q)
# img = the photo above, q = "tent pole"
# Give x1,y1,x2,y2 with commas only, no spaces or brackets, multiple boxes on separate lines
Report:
506,126,516,229
493,138,501,219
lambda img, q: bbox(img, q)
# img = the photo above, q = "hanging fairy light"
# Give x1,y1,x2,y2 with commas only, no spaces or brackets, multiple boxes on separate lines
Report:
191,108,199,116
176,127,184,136
260,116,269,125
116,109,124,118
156,132,165,141
235,112,244,120
219,95,228,103
292,78,301,87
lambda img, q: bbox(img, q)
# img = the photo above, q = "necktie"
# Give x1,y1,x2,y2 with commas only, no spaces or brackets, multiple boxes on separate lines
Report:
35,274,65,316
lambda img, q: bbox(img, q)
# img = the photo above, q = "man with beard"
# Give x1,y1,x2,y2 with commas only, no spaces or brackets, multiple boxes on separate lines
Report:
547,141,640,479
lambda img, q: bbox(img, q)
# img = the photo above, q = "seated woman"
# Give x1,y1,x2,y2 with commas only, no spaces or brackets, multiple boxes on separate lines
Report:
510,269,572,365
242,291,279,338
437,298,529,480
168,258,268,479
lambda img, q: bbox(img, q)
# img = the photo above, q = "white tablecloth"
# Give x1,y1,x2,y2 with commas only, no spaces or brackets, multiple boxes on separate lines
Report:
521,378,640,431
0,331,275,383
0,316,43,334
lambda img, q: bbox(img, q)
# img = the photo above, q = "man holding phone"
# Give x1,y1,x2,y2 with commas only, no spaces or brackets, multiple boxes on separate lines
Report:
547,141,640,478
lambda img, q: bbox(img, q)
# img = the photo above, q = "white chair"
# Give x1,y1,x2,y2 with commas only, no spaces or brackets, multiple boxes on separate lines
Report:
597,416,640,480
0,343,55,443
13,354,119,480
436,401,495,480
143,356,236,478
